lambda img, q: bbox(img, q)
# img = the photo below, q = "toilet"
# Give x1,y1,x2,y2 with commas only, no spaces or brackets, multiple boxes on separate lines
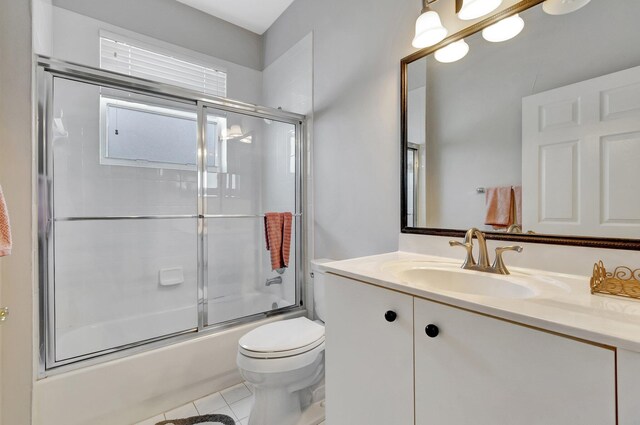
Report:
237,260,329,425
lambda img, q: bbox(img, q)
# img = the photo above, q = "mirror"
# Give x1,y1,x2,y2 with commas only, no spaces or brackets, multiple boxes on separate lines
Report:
401,0,640,249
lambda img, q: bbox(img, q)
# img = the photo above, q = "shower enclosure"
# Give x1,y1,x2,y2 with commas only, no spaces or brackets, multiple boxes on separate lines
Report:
37,57,306,371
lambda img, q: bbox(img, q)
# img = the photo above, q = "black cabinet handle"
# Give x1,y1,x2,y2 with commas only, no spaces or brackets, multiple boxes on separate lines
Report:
425,324,439,338
384,310,397,322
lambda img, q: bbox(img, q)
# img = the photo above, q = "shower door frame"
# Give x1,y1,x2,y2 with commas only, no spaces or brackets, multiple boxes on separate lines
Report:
36,56,308,375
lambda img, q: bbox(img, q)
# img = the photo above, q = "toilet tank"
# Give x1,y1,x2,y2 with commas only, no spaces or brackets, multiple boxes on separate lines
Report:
310,259,333,323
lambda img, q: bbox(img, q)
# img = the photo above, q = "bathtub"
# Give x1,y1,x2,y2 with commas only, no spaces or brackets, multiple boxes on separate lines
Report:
208,291,294,325
35,309,305,425
56,291,293,363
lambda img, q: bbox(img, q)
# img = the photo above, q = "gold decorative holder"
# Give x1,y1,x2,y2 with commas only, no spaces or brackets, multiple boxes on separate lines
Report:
590,261,640,300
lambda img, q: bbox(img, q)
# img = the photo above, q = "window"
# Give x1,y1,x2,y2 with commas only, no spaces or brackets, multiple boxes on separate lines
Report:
98,36,229,170
100,37,227,98
100,97,224,171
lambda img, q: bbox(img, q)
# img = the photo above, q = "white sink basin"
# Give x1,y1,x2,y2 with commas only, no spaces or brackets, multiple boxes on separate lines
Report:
396,268,537,299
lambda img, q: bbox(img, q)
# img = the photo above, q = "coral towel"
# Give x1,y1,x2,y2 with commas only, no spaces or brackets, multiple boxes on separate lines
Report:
512,185,522,227
0,185,12,257
484,186,513,229
264,212,293,270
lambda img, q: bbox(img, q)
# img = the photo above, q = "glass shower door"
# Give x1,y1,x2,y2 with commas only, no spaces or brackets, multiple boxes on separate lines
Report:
40,59,306,369
49,77,200,363
202,106,300,326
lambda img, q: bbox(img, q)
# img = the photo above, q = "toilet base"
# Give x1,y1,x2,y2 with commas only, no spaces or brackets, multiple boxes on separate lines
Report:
248,386,303,425
241,353,324,425
296,400,325,425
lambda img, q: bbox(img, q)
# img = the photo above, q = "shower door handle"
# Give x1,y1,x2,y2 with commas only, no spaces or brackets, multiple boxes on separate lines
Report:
0,307,8,323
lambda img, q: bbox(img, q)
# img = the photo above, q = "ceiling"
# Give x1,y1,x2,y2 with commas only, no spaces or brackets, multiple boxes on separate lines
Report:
176,0,296,35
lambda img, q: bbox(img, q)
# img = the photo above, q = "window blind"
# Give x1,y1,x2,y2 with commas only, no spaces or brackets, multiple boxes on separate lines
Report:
100,37,227,98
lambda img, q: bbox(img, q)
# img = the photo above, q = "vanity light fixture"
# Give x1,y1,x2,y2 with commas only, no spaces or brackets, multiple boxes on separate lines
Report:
434,39,469,63
456,0,503,21
542,0,591,15
482,13,525,42
412,0,448,48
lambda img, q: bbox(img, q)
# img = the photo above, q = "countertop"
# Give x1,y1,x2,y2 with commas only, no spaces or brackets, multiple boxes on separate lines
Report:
319,251,640,352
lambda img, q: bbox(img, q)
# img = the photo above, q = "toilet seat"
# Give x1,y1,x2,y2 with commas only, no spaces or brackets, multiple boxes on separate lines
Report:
237,341,325,374
239,317,325,359
237,317,326,374
239,336,325,359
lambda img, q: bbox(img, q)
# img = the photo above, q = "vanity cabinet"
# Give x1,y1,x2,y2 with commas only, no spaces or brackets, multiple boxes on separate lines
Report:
414,297,616,425
325,273,618,425
325,274,414,425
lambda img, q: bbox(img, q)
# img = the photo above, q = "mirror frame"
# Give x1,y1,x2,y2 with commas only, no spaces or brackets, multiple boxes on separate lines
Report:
400,0,640,250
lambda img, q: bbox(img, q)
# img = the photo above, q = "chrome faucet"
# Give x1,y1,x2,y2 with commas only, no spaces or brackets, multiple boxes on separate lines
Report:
266,276,283,286
449,228,523,275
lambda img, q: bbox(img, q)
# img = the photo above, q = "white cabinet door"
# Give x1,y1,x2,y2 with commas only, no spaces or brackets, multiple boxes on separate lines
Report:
414,298,616,425
522,64,640,238
325,274,414,425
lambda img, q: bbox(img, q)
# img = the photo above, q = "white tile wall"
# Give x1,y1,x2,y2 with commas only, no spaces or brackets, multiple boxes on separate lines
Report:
261,33,313,309
53,78,199,217
50,45,306,359
54,218,198,360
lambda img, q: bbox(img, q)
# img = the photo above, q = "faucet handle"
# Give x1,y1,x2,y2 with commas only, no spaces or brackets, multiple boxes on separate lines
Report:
492,246,523,275
449,240,476,269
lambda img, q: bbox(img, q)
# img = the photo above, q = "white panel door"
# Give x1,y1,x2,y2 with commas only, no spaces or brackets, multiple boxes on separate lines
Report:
325,274,414,425
414,297,616,425
523,64,640,237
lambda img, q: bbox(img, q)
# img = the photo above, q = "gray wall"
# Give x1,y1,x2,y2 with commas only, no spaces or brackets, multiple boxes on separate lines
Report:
263,0,418,259
53,0,263,70
50,5,264,105
0,0,34,423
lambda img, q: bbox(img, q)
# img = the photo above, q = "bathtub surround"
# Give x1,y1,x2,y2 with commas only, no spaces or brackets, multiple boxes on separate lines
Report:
18,6,311,422
259,31,313,317
29,27,307,425
39,59,304,368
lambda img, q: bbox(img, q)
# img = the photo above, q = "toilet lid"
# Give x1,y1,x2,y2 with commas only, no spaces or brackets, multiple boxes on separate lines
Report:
239,317,325,354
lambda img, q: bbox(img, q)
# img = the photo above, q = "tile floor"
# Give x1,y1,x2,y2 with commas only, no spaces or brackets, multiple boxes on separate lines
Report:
134,382,254,425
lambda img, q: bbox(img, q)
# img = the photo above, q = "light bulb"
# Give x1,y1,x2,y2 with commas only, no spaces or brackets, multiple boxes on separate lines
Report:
457,0,503,20
542,0,591,15
482,13,524,42
434,39,469,63
412,10,448,48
